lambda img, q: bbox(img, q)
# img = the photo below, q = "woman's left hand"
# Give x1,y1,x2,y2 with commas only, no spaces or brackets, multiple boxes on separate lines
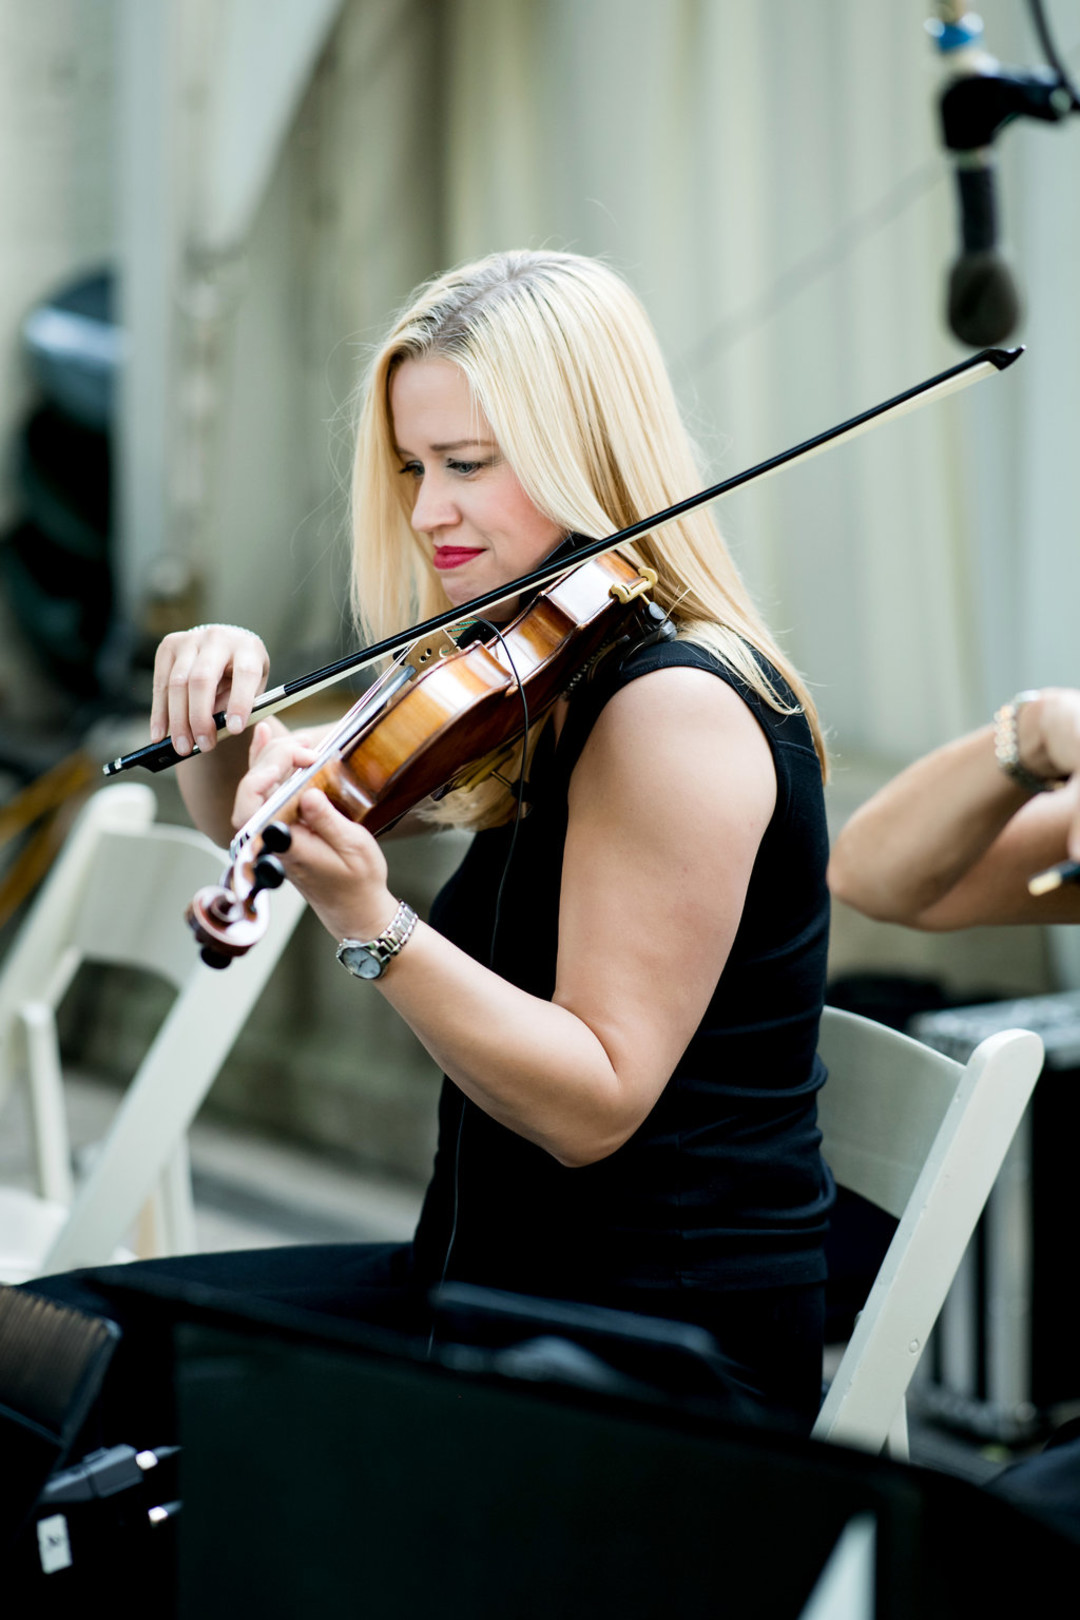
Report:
234,721,399,942
282,788,398,944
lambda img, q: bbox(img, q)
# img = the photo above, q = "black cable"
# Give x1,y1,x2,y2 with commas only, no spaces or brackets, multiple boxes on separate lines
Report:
473,621,532,971
1029,0,1080,108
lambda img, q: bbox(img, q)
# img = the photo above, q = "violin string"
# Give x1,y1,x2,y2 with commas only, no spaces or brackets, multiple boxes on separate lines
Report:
427,618,531,1359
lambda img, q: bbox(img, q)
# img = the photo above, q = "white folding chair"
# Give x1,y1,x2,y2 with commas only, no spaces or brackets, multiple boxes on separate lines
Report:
0,782,306,1281
811,1004,1043,1457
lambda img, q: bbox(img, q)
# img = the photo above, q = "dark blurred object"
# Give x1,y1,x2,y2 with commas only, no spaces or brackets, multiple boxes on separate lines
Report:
22,272,120,433
823,1187,898,1344
0,749,97,936
431,1282,762,1417
11,1443,179,1610
992,1427,1080,1546
911,992,1080,1442
1,410,112,698
170,1288,1080,1616
0,1287,119,1552
0,270,119,702
827,971,953,1031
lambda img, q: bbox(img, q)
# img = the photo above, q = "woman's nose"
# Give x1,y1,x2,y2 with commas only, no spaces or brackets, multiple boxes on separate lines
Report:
410,475,459,534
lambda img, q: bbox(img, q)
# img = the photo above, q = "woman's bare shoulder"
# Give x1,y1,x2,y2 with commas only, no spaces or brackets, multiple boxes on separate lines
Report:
570,663,777,826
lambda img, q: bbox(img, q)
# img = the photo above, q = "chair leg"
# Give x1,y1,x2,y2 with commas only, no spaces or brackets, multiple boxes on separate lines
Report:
884,1401,910,1461
135,1139,197,1259
20,1002,74,1205
159,1138,198,1255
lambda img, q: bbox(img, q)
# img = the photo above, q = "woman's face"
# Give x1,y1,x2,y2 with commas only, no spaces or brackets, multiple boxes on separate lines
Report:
389,356,564,609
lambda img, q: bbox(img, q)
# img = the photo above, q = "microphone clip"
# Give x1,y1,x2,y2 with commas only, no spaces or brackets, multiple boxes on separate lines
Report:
940,65,1071,154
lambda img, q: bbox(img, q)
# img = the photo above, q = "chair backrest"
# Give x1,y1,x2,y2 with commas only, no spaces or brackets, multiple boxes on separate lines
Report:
0,782,307,1275
812,1005,1043,1453
0,785,157,1108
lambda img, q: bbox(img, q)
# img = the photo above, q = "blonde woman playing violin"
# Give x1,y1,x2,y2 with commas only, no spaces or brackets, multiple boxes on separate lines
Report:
47,252,833,1431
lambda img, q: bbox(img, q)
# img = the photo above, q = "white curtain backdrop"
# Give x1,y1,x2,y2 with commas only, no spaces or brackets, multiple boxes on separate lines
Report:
115,0,1080,763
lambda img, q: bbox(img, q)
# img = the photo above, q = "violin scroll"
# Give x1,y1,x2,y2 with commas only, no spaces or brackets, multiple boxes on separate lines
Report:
187,883,269,968
187,820,293,967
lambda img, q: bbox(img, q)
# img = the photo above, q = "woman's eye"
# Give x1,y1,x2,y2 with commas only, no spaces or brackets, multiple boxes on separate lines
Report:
398,461,423,480
447,458,485,476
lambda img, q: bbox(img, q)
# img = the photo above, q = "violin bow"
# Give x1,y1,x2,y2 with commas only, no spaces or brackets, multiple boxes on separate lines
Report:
105,345,1022,777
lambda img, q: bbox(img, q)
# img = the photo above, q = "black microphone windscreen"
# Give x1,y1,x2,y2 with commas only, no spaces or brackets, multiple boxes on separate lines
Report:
947,251,1022,346
956,165,998,253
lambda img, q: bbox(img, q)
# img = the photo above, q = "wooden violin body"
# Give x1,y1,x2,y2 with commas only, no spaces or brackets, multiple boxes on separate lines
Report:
187,551,663,965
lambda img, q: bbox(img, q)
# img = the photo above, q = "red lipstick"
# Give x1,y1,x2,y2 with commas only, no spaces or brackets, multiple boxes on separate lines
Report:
433,546,484,570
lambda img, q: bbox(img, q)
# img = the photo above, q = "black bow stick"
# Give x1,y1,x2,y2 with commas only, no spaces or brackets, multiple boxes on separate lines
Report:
105,345,1022,777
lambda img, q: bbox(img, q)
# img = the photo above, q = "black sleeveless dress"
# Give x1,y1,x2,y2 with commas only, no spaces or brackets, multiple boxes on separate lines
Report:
414,637,834,1323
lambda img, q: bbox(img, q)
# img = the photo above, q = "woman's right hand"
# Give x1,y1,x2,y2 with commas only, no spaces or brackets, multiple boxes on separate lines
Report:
150,624,270,758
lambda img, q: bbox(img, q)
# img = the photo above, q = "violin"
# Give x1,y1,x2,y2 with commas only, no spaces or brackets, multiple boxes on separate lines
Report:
186,549,666,967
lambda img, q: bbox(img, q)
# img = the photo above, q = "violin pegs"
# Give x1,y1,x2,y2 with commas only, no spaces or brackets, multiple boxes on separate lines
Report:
261,821,292,854
252,854,286,894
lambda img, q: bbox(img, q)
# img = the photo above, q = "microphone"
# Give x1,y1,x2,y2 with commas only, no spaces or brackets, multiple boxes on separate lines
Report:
947,154,1019,349
929,7,1067,346
931,9,1019,346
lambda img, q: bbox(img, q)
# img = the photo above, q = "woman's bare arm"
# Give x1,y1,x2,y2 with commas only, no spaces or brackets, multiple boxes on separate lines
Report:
828,689,1080,929
242,666,777,1166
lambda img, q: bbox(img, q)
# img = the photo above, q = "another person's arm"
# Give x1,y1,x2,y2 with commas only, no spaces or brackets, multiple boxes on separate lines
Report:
828,688,1080,929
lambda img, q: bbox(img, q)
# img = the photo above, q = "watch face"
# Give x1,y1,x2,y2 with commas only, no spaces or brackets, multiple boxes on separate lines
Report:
340,945,384,980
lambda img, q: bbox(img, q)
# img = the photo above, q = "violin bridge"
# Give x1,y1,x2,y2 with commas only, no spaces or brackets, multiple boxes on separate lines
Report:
608,566,658,605
406,627,461,668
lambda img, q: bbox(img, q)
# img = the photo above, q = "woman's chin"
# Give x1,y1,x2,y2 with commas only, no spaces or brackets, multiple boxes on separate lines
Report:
438,561,500,607
440,575,481,609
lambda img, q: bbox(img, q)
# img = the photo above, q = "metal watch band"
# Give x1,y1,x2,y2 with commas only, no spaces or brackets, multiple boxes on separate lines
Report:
993,691,1063,795
336,900,418,980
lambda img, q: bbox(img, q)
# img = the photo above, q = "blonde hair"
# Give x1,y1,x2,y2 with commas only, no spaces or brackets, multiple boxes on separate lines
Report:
350,250,826,827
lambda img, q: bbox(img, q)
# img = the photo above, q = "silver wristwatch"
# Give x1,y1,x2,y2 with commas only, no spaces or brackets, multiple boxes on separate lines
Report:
336,901,418,980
